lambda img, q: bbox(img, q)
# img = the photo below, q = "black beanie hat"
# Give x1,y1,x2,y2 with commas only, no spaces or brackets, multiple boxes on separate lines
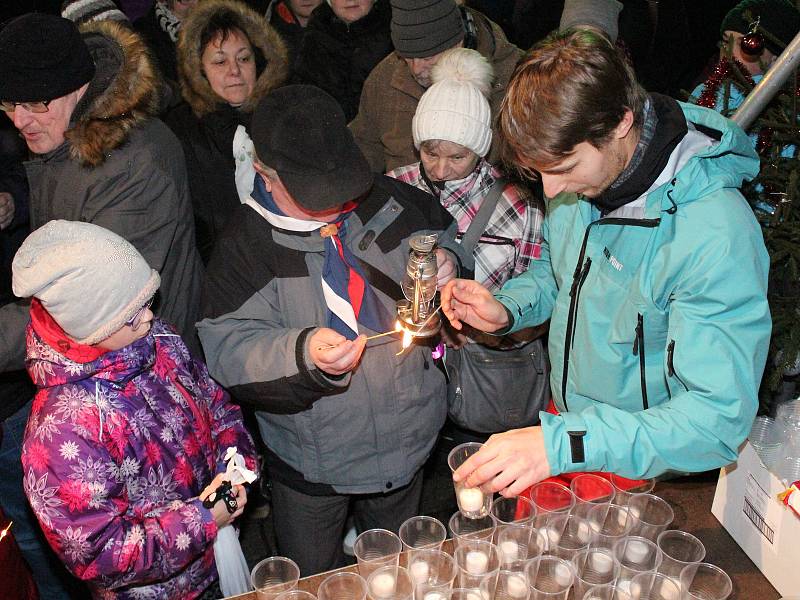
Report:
250,85,374,212
721,0,800,56
0,13,96,103
391,0,465,58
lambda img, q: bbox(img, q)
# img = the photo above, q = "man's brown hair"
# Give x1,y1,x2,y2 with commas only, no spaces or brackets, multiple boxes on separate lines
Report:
499,29,646,176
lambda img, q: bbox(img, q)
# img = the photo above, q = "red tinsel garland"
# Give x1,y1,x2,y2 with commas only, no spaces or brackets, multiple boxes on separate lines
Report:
696,57,773,155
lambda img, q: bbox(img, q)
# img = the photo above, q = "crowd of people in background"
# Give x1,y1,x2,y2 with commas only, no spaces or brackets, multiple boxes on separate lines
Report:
0,0,796,598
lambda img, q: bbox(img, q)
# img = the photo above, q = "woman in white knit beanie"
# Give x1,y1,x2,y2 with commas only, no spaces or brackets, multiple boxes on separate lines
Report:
387,47,550,438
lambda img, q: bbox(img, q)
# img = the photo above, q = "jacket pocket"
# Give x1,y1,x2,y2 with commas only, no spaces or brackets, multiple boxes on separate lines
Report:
632,313,648,409
666,339,689,393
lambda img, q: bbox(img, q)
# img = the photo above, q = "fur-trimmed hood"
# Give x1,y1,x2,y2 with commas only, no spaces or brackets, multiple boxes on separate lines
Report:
66,20,160,167
177,0,289,118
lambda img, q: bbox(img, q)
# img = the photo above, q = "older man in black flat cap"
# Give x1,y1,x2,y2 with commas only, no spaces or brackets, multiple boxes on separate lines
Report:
199,84,464,575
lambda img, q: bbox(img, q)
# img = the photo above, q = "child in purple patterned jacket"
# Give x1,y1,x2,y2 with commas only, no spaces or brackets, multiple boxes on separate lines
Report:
12,220,257,600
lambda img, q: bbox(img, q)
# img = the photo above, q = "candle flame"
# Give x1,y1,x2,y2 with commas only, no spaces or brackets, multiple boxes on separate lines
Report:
395,321,402,331
401,328,413,349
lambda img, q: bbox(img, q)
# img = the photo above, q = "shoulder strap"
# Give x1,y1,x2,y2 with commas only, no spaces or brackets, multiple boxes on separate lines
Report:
460,177,507,270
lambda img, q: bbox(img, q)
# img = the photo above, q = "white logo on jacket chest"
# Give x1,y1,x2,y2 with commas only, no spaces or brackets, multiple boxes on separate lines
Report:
603,247,623,271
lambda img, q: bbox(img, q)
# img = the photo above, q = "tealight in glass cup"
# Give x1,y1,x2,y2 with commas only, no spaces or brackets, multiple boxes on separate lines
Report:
318,572,369,600
570,547,620,600
452,538,502,592
570,474,616,519
354,529,403,579
679,562,732,600
407,548,458,600
485,569,529,600
448,443,492,518
250,556,301,600
612,536,662,595
655,530,705,580
449,511,496,548
545,513,592,561
628,572,681,600
525,554,574,600
496,523,544,569
367,565,414,600
400,516,448,565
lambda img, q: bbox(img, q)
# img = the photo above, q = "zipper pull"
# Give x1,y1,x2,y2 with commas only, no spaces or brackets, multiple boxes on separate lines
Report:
632,315,643,356
667,340,675,376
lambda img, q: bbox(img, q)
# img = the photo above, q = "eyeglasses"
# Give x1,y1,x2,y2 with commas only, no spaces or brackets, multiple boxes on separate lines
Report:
125,298,154,330
0,100,52,114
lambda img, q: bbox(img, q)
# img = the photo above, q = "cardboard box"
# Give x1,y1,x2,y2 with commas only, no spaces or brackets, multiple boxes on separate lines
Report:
711,442,799,597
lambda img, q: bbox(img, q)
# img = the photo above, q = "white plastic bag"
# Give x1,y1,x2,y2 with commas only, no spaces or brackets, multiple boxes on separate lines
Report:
213,447,258,596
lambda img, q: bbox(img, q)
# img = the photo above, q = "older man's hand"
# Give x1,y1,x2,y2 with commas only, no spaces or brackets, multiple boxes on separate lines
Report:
308,328,367,376
0,192,15,230
451,426,552,497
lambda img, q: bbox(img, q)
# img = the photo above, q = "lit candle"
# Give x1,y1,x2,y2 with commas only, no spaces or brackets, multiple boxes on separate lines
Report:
458,487,484,513
506,574,528,598
410,560,430,584
370,573,396,598
464,550,489,575
498,540,518,563
624,539,649,564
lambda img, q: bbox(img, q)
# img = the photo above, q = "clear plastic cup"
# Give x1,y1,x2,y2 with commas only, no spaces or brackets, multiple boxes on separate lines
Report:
486,570,529,600
448,443,493,519
491,495,536,527
435,588,489,600
453,539,502,592
629,572,681,600
529,481,576,518
655,530,705,579
586,503,637,550
367,565,414,600
318,572,369,600
544,513,592,561
608,475,655,507
612,536,662,594
749,416,783,470
354,529,403,579
581,583,633,599
407,548,457,600
679,562,733,600
250,556,300,600
627,494,674,541
570,547,620,600
525,555,574,600
400,516,447,564
776,398,800,434
449,511,496,547
276,591,317,600
570,474,616,518
498,525,547,572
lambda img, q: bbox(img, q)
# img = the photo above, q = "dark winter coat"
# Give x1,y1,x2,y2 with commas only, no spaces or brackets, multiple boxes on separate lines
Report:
350,7,522,173
0,20,204,371
22,304,256,599
134,1,179,82
267,0,307,70
292,0,393,121
168,0,288,263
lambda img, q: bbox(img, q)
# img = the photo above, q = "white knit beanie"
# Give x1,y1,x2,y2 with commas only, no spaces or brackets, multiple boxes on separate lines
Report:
12,220,160,345
412,47,494,157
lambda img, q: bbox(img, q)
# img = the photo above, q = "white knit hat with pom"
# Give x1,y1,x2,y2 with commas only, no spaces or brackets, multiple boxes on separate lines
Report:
412,47,494,157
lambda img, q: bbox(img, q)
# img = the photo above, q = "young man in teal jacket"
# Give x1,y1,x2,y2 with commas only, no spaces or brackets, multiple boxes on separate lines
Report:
445,29,772,496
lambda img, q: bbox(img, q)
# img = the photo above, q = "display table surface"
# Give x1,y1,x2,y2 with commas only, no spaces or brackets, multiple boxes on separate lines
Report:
225,471,780,599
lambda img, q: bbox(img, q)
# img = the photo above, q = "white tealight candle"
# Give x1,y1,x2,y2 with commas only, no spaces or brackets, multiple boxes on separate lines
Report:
370,573,396,598
554,563,573,587
498,540,519,563
464,550,489,575
410,560,430,584
577,520,591,543
589,551,614,574
544,526,561,549
424,593,446,600
624,540,649,564
506,574,528,599
458,487,484,513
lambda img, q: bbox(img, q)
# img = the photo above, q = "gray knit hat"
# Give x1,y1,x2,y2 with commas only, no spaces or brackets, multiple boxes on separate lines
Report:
61,0,131,26
559,0,623,43
391,0,465,58
12,221,160,345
